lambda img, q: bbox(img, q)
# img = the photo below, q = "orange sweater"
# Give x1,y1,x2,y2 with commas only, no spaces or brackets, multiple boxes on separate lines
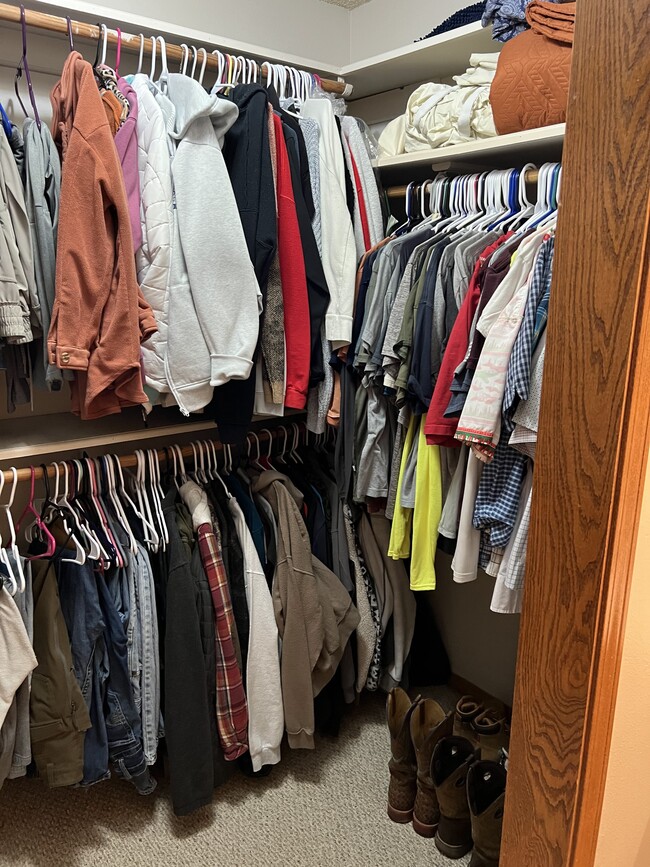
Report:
48,52,157,419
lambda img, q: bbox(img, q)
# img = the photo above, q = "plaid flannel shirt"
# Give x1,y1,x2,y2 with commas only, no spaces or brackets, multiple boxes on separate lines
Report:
197,522,249,761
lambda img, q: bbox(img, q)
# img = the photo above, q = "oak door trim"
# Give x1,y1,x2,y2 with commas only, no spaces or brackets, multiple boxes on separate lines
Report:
499,0,650,864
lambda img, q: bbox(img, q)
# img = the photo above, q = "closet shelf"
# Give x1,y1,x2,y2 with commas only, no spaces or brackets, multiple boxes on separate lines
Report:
342,22,498,101
0,411,218,463
375,124,566,176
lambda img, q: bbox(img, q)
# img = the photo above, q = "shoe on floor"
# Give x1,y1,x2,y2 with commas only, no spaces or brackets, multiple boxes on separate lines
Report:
467,760,507,867
386,688,421,824
472,709,510,763
432,736,478,859
453,696,484,751
409,699,453,838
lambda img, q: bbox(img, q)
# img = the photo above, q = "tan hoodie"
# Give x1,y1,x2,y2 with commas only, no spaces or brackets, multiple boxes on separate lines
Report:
48,52,157,419
252,470,359,749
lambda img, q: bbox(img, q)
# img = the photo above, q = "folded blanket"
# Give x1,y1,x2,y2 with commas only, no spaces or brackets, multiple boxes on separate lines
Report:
482,0,567,42
526,0,576,44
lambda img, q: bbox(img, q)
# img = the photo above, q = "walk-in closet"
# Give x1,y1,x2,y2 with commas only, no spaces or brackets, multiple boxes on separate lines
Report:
0,1,648,866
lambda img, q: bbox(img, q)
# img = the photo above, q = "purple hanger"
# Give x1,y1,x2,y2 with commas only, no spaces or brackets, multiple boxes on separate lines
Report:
14,5,41,130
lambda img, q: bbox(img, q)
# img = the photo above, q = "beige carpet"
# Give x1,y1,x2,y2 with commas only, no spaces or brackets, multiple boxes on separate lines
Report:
0,692,471,867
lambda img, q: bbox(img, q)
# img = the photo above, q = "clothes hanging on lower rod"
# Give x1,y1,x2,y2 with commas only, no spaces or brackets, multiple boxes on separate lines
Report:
0,427,432,815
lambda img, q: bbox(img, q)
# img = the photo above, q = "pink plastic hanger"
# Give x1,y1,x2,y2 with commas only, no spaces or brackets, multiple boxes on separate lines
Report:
17,466,57,559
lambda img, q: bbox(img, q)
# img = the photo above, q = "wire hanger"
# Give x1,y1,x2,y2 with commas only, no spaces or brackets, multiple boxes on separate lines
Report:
15,5,40,130
65,16,74,52
114,27,122,77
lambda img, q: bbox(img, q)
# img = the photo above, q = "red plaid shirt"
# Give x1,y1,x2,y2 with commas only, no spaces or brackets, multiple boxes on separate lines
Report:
197,522,249,761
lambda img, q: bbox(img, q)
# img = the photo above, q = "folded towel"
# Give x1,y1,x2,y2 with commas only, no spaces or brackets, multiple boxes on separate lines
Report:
526,0,576,44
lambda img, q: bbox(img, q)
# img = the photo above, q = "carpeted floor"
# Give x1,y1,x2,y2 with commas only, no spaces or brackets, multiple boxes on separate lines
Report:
0,691,470,867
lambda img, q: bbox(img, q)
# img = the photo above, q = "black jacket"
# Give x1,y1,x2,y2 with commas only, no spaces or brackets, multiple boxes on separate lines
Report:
209,84,277,443
163,490,220,815
277,106,330,386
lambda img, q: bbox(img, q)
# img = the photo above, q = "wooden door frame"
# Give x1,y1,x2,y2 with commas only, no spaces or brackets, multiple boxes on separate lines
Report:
500,1,650,865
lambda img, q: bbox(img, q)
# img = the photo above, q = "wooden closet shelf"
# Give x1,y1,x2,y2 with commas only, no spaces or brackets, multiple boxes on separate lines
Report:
375,124,566,176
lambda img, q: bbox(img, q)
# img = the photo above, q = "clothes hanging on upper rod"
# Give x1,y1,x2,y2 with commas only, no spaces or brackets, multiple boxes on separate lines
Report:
0,26,385,435
334,165,560,613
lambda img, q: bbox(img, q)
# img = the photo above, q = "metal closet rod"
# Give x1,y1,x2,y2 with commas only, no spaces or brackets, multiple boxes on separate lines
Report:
386,168,541,199
0,423,309,484
0,2,350,95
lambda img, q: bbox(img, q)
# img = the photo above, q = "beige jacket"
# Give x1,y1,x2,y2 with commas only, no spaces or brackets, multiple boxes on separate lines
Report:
252,471,359,749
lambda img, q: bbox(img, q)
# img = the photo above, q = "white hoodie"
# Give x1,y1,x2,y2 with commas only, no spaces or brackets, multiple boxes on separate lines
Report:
156,74,261,414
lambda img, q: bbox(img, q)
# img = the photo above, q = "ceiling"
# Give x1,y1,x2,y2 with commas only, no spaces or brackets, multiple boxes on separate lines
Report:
318,0,372,9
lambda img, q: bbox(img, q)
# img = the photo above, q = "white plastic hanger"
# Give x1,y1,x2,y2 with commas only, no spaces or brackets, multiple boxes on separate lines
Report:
197,48,208,86
179,43,189,75
210,50,227,93
147,449,168,550
55,461,88,565
0,470,20,594
190,45,198,78
290,423,304,464
136,34,145,75
134,450,159,553
103,455,138,557
72,459,110,565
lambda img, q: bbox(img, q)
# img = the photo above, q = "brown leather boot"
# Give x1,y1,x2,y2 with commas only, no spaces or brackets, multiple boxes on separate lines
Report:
386,688,421,823
432,736,478,859
410,699,453,837
467,761,507,867
472,709,510,763
453,696,484,750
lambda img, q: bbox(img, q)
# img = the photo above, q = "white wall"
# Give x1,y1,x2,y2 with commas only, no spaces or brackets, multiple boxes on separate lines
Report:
32,0,350,69
349,0,474,61
595,453,650,866
429,556,521,706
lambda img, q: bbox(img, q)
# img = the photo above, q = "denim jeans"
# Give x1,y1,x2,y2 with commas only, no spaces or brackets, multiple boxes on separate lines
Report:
126,544,162,766
56,558,110,786
96,567,156,795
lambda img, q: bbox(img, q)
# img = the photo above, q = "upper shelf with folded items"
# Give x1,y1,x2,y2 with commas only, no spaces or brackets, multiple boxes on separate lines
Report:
341,22,499,101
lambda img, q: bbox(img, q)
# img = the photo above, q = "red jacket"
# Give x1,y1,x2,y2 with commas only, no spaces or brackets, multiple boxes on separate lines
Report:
424,238,507,446
273,114,310,410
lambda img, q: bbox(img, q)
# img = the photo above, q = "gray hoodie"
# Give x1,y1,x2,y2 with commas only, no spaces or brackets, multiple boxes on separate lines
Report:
156,74,261,415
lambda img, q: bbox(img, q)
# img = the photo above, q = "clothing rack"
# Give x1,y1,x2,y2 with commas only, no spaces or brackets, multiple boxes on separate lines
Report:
385,168,541,199
0,423,314,484
0,2,350,95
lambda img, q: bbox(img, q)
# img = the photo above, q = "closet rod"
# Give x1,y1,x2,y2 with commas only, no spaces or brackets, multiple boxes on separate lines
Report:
385,168,541,199
0,424,305,484
0,2,350,96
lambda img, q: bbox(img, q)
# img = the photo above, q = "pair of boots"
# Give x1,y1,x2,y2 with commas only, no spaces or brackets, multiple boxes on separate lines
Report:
387,689,508,866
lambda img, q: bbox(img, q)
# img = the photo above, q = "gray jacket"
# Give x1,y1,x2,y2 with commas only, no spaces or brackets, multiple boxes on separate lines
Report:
23,119,61,388
0,126,39,344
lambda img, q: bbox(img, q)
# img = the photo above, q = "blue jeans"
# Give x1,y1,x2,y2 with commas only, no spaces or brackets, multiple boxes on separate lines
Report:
126,544,163,766
56,558,110,786
96,567,156,796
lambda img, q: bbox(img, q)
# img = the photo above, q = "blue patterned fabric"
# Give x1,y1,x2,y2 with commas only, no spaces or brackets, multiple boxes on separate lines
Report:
473,438,527,549
482,0,564,42
502,236,555,422
417,3,487,41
